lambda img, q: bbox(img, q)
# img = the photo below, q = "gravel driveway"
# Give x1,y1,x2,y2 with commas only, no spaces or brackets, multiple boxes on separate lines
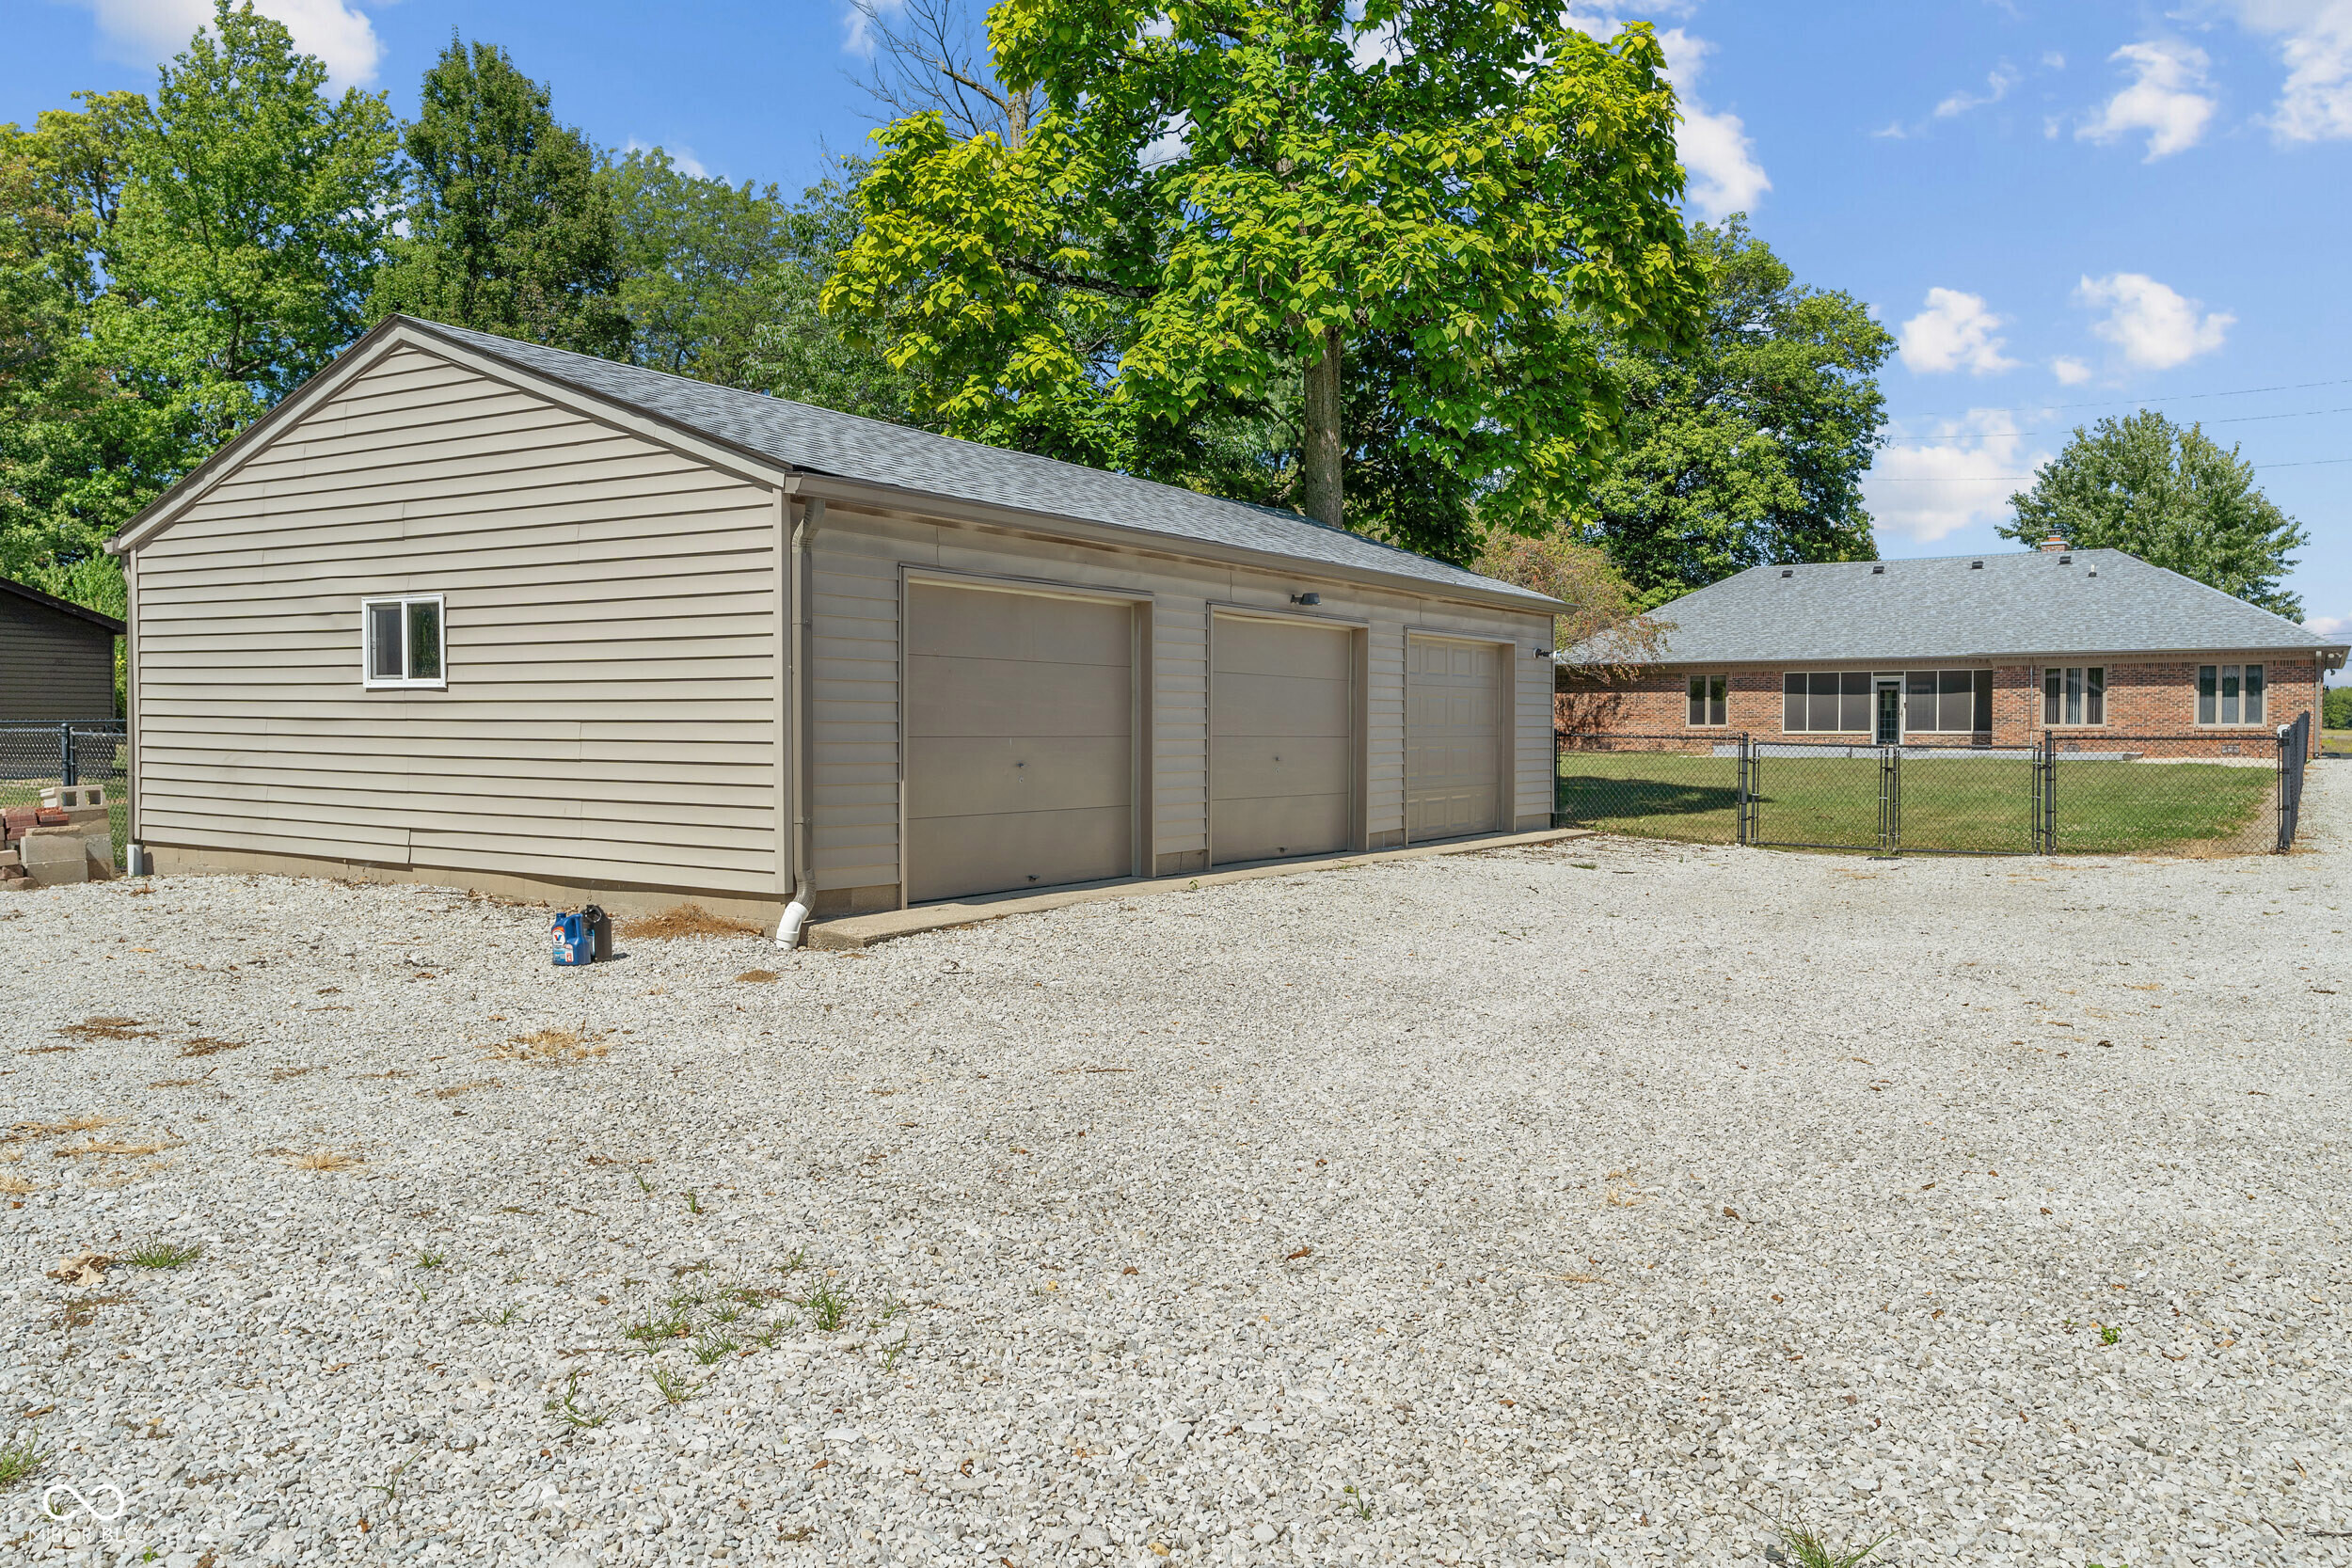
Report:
3,767,2348,1568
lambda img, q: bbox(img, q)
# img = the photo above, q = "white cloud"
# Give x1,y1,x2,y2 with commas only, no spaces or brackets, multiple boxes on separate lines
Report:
2050,356,2094,385
1865,410,2049,544
840,0,904,58
2226,0,2352,140
1564,11,1768,219
2304,612,2351,638
72,0,382,87
2076,272,2233,370
1934,64,2021,119
2077,40,2217,159
625,140,711,180
1898,288,2019,375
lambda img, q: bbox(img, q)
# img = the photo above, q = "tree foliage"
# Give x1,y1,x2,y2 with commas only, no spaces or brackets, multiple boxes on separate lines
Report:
373,36,626,356
824,0,1706,539
1577,217,1889,604
1,2,395,604
2001,409,2308,619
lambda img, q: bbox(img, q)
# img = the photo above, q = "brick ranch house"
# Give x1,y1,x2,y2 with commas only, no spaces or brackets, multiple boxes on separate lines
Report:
1559,540,2346,756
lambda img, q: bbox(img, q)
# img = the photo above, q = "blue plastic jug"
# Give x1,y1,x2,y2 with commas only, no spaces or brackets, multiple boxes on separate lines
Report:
550,911,591,967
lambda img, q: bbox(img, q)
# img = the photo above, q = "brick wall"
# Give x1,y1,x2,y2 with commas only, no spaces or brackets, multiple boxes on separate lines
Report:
1561,657,2324,756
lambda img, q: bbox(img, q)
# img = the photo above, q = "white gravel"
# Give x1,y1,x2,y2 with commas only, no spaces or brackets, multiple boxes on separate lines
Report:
2,767,2348,1568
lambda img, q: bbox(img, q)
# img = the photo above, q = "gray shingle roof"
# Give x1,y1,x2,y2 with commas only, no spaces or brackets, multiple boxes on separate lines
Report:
407,319,1554,610
1567,548,2347,666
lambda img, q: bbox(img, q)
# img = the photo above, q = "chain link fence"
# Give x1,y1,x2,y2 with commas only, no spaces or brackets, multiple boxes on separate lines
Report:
1,721,130,861
1556,719,2312,857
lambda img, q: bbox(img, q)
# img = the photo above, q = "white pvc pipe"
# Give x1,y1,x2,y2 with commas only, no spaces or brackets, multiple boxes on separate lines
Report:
775,877,813,949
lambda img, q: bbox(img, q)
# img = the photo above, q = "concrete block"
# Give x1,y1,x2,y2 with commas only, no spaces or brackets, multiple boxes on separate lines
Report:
40,784,104,810
20,832,89,886
0,848,18,868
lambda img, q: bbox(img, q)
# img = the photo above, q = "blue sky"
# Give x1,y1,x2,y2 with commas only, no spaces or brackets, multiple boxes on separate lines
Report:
10,0,2351,641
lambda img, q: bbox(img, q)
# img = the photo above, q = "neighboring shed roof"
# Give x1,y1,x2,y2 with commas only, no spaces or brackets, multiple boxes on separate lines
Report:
1565,549,2347,667
276,318,1544,610
0,575,124,635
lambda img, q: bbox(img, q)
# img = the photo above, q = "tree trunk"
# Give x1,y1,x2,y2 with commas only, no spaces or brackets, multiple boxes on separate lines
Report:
1300,325,1343,530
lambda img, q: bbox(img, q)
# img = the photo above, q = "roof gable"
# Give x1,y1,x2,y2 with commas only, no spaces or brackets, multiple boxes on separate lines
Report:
0,576,124,635
1573,549,2344,666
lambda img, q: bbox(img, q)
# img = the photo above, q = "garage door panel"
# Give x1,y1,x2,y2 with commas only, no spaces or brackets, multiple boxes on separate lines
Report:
1211,673,1356,737
906,581,1133,902
1214,615,1352,680
1406,636,1501,841
1208,791,1351,863
1210,734,1352,800
1209,615,1354,865
906,734,1133,819
906,654,1130,737
907,806,1131,901
906,587,1132,666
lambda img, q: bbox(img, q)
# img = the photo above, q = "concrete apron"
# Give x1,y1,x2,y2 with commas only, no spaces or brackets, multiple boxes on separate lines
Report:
804,827,1592,950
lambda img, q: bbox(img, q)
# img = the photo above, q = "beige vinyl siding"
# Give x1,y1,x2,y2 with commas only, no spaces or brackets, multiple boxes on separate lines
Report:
0,595,116,721
131,344,783,896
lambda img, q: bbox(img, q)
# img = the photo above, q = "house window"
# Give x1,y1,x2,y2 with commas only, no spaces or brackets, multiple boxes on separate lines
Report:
2198,664,2264,726
1783,672,1870,733
1902,669,1994,733
362,595,445,689
2042,666,2104,726
1687,673,1727,727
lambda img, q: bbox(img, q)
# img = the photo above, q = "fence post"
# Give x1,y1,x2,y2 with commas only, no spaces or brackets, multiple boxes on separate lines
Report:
59,721,75,787
2037,731,2057,854
1736,733,1749,846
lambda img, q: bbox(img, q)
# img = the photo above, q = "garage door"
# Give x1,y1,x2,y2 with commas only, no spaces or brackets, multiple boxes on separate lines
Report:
904,581,1133,902
1406,635,1501,841
1210,614,1353,864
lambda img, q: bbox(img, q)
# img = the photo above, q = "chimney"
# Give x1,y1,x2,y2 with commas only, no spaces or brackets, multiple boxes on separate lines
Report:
2038,533,2069,553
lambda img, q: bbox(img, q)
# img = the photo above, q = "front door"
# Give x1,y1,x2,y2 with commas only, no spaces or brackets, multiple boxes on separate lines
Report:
1875,679,1902,745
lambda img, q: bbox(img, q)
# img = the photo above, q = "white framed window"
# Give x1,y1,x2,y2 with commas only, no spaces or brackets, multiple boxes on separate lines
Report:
2042,666,2104,726
2197,663,2264,726
1686,673,1727,727
362,595,446,689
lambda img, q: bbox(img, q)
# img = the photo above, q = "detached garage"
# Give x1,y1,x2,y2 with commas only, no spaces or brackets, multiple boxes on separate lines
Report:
106,317,1559,935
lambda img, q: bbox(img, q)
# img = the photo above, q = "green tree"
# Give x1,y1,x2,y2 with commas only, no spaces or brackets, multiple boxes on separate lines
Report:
3,4,395,604
373,36,626,356
607,146,802,386
2001,410,2308,618
824,0,1704,535
1578,217,1890,603
2323,683,2350,732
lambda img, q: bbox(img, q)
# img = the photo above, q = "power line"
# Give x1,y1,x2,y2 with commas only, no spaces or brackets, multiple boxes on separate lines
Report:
1880,403,2352,442
1866,454,2352,481
1893,375,2352,423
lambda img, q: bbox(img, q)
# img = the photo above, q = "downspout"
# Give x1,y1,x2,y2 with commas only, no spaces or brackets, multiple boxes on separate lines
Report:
775,497,824,947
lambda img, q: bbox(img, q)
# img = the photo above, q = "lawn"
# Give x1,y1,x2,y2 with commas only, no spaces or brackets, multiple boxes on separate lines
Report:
1555,750,2279,854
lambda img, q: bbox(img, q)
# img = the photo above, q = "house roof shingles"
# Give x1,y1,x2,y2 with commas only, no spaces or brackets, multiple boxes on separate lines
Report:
410,320,1554,610
1568,548,2347,668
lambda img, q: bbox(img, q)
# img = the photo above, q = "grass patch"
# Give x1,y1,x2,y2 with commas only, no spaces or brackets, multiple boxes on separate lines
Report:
545,1370,605,1429
1556,751,2276,854
0,1427,50,1489
621,903,762,940
800,1279,851,1333
649,1365,699,1405
123,1241,203,1268
290,1148,361,1171
1767,1513,1894,1568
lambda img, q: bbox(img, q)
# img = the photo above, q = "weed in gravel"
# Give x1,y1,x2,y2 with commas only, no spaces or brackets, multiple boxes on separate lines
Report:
1765,1513,1893,1568
626,1307,692,1346
802,1279,850,1332
545,1371,605,1429
57,1017,154,1041
633,1172,652,1194
710,1301,743,1326
486,1028,608,1066
52,1138,167,1159
290,1149,361,1171
782,1247,806,1273
1343,1484,1373,1521
649,1366,699,1405
691,1329,738,1365
0,1427,50,1489
415,1250,447,1270
484,1305,520,1327
2100,1323,2122,1346
124,1241,202,1269
269,1066,320,1083
751,1316,792,1349
0,1175,30,1196
623,904,762,940
881,1330,910,1372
